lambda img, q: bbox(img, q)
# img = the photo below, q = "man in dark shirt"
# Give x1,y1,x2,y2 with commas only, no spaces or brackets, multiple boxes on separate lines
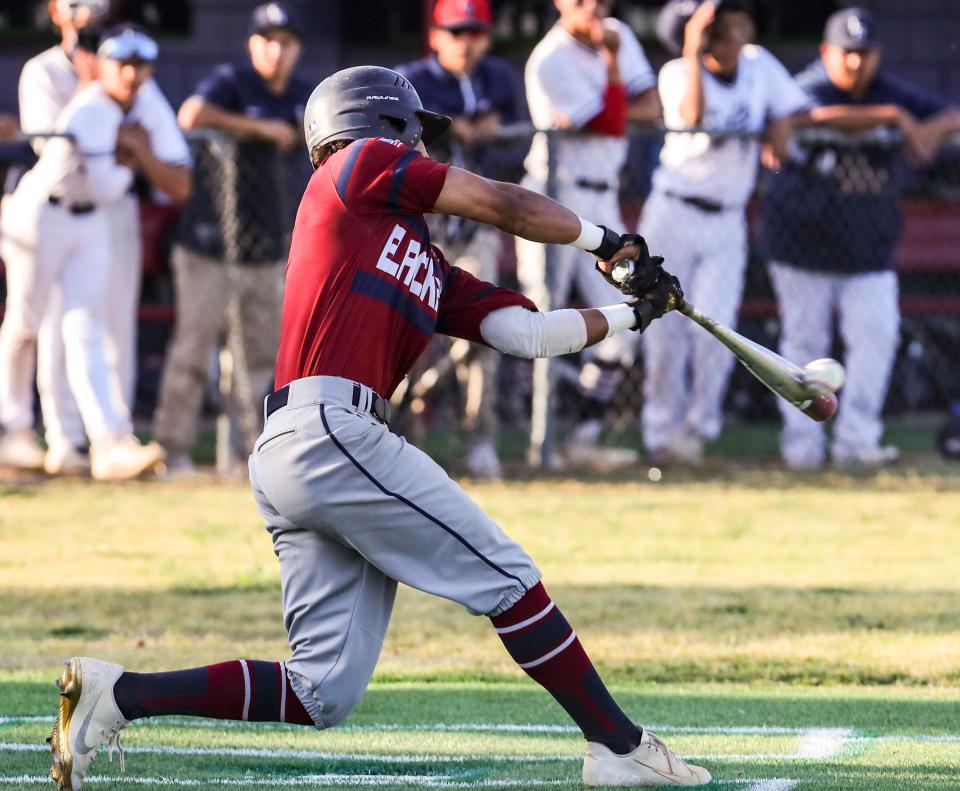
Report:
153,1,313,475
763,7,960,470
396,0,526,479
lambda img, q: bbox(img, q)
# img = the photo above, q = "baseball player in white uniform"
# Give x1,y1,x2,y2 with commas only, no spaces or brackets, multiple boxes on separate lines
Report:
518,0,661,469
8,1,185,475
640,0,809,464
0,25,190,480
0,0,106,471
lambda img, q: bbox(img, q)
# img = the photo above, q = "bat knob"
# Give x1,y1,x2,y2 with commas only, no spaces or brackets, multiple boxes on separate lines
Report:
802,394,838,422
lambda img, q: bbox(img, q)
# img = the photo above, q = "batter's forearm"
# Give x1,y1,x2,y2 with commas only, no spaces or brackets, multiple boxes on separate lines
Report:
479,305,637,359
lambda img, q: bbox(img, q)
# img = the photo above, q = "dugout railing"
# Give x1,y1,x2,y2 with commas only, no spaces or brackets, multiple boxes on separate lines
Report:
0,126,958,467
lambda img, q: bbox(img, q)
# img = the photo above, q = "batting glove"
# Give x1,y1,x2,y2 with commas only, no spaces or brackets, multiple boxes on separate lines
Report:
630,271,685,332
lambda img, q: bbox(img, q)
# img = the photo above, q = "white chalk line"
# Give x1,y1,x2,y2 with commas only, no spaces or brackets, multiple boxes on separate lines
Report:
745,782,798,791
3,716,958,746
0,776,792,788
0,742,856,763
795,727,854,760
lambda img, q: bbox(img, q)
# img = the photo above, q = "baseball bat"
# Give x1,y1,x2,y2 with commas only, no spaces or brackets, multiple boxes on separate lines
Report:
677,301,838,422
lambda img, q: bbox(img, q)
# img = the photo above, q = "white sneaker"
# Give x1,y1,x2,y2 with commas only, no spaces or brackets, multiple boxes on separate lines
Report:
564,441,639,471
465,441,503,480
648,429,705,467
0,428,45,470
48,657,129,790
157,452,198,480
831,443,900,468
91,436,165,481
44,445,91,476
583,730,712,787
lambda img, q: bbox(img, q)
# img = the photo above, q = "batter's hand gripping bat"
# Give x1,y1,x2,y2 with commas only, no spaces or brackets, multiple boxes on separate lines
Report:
677,301,842,422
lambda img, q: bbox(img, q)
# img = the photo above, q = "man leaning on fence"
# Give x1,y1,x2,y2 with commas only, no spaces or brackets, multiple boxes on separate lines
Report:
763,7,960,470
396,0,527,479
153,2,312,477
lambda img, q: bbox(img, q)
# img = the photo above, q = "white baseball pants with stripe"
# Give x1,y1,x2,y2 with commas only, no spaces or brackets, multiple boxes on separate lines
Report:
0,189,133,442
37,195,142,451
248,376,541,729
638,190,749,450
769,261,899,463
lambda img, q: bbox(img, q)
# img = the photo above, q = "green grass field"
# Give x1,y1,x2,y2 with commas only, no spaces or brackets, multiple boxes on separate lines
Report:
1,462,959,789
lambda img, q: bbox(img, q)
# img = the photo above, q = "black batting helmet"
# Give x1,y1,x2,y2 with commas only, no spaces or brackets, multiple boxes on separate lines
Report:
303,66,451,164
656,0,755,57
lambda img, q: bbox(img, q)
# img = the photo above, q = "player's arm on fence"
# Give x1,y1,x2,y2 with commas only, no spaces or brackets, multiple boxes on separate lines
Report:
178,95,300,151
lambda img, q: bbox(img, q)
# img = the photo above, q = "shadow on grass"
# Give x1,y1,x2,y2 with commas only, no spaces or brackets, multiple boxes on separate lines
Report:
2,583,959,685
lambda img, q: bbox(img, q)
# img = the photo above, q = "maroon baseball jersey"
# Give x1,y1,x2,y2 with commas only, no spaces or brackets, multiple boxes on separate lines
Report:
274,137,536,396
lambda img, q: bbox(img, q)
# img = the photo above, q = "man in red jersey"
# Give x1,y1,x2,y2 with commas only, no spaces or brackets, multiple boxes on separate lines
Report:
47,67,709,789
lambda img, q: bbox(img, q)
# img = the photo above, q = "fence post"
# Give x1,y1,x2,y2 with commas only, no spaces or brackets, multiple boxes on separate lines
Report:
528,129,559,470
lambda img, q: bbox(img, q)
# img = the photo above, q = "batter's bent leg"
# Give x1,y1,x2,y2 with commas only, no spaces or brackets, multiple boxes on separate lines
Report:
250,453,397,728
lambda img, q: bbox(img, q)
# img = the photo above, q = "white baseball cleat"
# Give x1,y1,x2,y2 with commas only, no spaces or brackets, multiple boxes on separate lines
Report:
48,657,129,790
563,441,639,471
0,428,46,470
91,435,164,481
583,730,712,787
831,443,900,468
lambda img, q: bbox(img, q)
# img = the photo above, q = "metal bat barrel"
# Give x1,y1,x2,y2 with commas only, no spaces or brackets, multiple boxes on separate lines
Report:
677,302,834,420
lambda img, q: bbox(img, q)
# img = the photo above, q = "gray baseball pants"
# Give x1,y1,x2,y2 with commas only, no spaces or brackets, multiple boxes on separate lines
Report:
248,375,541,729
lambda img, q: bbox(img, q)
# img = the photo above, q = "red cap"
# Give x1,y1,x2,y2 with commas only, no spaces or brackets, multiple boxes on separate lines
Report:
433,0,492,31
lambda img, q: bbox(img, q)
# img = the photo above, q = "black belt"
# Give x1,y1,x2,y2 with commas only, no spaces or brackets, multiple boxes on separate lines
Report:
665,191,726,214
48,195,96,215
264,382,391,425
575,178,615,193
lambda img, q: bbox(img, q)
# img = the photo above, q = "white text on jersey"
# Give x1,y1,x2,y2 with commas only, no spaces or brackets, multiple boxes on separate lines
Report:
376,224,442,311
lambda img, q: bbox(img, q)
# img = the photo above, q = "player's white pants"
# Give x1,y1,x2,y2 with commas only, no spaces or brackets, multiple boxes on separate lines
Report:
0,192,132,442
37,195,142,450
515,178,637,368
639,191,748,450
769,262,900,462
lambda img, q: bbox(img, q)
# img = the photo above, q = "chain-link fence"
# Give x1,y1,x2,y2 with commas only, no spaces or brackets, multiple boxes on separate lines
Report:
1,125,958,469
398,125,960,468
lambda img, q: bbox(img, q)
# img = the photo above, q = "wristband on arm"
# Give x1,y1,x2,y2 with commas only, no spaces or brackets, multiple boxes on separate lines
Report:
572,218,621,260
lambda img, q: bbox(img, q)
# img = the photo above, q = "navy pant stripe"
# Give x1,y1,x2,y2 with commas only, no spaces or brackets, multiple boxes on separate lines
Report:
319,405,527,590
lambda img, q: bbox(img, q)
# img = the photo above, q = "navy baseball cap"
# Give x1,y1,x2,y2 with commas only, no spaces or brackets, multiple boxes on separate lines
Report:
248,2,303,39
824,7,880,50
656,0,755,56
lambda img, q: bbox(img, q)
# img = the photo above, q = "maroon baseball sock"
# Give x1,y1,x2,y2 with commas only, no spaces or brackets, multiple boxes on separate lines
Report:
112,660,315,725
491,582,642,755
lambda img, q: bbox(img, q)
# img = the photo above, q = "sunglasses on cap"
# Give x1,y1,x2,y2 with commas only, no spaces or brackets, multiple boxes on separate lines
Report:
97,28,159,63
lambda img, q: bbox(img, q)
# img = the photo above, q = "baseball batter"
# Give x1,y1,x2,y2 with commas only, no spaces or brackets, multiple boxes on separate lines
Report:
47,67,710,789
0,26,190,481
641,0,808,464
518,0,661,468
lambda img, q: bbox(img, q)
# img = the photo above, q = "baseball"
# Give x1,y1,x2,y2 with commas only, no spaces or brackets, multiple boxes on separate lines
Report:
611,260,634,284
801,358,845,395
